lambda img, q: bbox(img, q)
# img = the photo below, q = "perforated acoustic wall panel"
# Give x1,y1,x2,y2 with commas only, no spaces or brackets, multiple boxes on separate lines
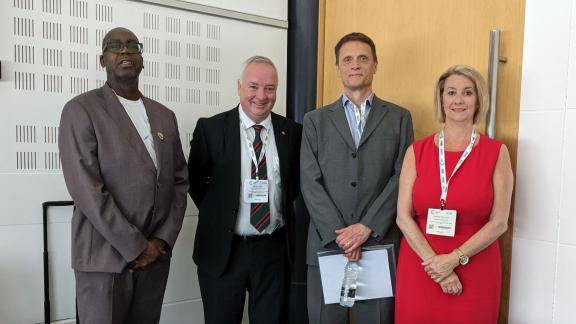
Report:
0,0,287,323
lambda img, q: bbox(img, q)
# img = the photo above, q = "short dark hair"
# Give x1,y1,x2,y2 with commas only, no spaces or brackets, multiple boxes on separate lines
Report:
334,32,378,64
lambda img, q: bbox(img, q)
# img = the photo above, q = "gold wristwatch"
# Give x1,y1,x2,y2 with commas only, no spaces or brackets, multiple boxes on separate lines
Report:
454,248,469,266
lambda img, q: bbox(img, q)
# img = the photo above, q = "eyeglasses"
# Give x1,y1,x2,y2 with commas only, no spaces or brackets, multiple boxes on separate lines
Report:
103,41,143,54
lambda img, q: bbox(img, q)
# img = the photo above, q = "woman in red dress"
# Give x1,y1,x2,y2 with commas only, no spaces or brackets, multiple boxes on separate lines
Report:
395,65,514,323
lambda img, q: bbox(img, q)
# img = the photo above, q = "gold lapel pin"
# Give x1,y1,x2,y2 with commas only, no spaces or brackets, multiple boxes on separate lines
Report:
157,132,164,140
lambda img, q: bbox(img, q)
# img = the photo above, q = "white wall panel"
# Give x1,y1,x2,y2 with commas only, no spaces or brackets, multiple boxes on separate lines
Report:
159,300,205,324
513,111,564,242
558,110,576,245
178,0,287,21
164,216,201,302
0,174,70,225
0,0,287,323
519,0,572,111
0,222,76,324
553,245,576,324
566,0,576,109
512,0,576,323
509,237,556,324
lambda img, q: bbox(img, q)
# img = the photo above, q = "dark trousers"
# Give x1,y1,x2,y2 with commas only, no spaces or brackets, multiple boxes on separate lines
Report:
198,231,287,324
75,257,170,324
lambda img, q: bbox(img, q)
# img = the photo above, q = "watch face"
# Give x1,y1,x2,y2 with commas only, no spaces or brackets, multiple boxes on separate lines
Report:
459,255,469,265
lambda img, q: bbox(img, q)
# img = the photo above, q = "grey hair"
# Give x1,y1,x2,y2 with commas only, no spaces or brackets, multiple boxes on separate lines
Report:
239,55,278,82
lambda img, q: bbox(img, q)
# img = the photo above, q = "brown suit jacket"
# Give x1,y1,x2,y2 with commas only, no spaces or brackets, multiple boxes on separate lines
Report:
59,84,189,273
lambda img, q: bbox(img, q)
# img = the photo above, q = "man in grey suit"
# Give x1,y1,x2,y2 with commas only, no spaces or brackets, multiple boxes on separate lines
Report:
59,27,188,324
301,32,413,323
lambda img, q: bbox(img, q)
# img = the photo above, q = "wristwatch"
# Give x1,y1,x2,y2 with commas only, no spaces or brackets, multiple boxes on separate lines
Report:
454,248,469,266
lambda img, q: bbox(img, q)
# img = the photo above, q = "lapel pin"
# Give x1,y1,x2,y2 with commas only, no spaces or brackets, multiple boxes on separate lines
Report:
157,132,164,141
281,130,286,135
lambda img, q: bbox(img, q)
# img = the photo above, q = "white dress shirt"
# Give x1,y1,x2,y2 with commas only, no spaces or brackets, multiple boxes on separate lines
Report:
235,106,283,235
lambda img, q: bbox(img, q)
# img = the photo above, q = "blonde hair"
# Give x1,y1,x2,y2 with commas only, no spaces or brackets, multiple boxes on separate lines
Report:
433,65,489,124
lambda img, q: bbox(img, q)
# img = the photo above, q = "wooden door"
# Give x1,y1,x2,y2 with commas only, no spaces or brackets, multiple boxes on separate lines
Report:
317,1,525,322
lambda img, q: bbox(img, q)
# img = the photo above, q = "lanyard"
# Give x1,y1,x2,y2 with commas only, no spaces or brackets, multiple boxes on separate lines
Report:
438,128,477,209
352,101,367,143
241,120,268,180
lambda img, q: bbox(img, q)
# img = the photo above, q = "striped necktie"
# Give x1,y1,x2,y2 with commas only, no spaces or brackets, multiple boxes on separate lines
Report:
250,125,270,232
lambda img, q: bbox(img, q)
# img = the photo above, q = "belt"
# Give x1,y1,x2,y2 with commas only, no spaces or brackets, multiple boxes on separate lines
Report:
233,227,285,243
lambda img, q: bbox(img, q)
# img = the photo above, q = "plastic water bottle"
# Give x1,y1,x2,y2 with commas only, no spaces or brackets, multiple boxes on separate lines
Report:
340,261,360,307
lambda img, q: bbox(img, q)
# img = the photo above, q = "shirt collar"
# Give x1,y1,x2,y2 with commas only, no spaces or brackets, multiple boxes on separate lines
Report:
238,104,272,130
342,92,374,108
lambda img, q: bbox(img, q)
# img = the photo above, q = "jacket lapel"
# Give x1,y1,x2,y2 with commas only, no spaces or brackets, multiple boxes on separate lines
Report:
358,96,388,148
101,85,157,174
271,113,289,187
327,99,356,151
143,97,163,175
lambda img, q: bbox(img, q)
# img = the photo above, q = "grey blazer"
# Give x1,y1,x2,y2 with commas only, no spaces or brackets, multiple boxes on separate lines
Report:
59,84,189,273
300,95,413,265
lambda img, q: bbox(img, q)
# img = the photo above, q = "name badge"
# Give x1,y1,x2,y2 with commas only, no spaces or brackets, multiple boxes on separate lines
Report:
426,208,457,237
243,179,269,203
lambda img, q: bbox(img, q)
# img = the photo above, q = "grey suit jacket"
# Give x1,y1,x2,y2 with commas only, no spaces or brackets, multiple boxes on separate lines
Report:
300,95,413,265
59,84,189,273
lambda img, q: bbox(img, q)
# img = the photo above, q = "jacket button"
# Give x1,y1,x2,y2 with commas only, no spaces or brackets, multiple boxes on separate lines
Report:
351,182,357,187
352,152,357,158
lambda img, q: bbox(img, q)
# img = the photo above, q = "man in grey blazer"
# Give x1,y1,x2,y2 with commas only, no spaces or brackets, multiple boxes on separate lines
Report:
59,27,188,324
301,32,413,323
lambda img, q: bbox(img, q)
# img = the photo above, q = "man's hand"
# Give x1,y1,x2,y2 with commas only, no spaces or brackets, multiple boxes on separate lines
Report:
344,246,362,261
335,223,372,254
149,238,167,254
128,238,167,271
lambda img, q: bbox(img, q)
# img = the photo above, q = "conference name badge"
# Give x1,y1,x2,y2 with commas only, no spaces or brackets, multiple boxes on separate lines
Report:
243,179,269,203
426,208,457,237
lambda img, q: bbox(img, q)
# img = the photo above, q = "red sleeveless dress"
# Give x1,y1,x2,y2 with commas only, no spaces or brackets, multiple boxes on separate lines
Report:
395,134,502,324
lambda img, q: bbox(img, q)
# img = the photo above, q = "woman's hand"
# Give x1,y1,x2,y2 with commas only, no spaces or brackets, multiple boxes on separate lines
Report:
422,251,459,282
439,272,463,295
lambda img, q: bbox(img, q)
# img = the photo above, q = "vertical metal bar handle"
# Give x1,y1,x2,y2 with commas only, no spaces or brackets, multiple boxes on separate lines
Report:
486,29,501,139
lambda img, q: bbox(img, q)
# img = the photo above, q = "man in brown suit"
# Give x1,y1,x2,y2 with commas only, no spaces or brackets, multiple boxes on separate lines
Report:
58,27,188,324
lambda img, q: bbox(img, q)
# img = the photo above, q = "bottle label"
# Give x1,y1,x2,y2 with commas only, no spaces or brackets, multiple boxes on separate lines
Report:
341,287,356,299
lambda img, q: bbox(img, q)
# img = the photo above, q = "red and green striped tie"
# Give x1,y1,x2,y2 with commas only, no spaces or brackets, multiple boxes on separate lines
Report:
250,125,270,232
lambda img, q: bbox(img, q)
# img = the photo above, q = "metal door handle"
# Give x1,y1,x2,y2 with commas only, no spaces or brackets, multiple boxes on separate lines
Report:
486,29,507,138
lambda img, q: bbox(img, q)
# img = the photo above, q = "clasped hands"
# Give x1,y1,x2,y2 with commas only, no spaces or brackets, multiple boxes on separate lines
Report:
335,223,371,261
422,252,462,295
128,238,167,272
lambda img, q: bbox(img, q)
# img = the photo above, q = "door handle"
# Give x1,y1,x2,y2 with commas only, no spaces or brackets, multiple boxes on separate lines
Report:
486,29,507,139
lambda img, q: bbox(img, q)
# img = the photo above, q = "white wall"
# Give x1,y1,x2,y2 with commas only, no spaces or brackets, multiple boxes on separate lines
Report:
0,0,287,323
179,0,287,21
509,0,576,323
